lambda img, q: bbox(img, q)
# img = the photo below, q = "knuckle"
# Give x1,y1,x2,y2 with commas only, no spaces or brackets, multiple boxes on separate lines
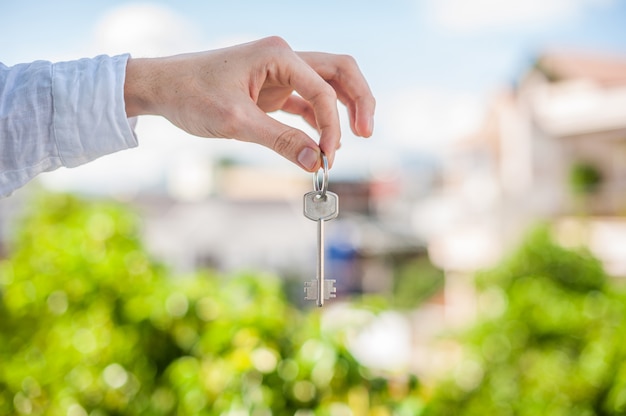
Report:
324,90,338,107
259,35,291,51
317,83,337,102
327,85,338,101
338,53,358,68
332,54,362,84
273,129,298,155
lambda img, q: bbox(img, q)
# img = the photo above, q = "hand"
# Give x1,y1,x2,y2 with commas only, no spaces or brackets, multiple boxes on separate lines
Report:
124,36,375,171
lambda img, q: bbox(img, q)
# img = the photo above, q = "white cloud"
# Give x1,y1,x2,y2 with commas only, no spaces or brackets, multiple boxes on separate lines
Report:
40,4,210,195
377,87,484,155
93,3,201,57
427,0,614,33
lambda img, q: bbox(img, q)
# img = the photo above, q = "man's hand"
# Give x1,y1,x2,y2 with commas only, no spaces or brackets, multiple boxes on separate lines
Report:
124,36,375,171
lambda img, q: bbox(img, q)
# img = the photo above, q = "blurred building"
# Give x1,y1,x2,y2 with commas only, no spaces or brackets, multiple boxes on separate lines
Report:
421,50,626,328
130,162,427,305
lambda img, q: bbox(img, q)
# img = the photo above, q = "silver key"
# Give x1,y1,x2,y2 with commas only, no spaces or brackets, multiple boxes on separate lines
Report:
303,190,338,307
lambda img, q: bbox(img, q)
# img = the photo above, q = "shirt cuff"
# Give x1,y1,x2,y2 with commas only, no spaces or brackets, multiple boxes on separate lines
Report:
52,54,138,168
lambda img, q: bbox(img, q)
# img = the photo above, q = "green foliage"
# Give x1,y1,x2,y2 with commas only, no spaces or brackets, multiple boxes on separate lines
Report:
477,226,606,293
0,193,422,415
392,257,444,310
426,226,626,415
569,162,603,196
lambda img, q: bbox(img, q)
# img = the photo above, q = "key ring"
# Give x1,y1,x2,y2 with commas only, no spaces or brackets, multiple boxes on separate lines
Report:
313,153,329,198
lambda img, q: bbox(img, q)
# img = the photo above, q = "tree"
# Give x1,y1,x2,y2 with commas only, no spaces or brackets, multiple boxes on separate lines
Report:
0,193,422,415
426,227,626,415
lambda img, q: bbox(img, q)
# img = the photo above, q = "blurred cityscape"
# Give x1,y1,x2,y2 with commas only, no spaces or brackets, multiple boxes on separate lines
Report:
2,47,626,387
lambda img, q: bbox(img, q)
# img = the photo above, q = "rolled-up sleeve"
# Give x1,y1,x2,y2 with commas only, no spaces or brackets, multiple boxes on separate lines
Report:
0,54,138,197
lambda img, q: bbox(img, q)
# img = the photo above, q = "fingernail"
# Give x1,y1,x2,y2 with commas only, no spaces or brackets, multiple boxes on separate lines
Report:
297,147,318,170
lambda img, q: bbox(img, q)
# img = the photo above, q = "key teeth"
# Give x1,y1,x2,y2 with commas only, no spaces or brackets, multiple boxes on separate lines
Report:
304,280,317,301
325,279,337,299
304,279,337,301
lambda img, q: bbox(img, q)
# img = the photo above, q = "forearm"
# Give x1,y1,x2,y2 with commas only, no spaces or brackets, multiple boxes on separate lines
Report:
52,54,138,167
0,55,138,196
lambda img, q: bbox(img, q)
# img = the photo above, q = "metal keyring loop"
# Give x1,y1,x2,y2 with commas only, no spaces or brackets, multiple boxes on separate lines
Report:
313,153,329,198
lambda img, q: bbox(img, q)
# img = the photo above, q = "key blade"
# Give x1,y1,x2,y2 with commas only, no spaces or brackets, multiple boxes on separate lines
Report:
317,219,325,308
317,279,324,307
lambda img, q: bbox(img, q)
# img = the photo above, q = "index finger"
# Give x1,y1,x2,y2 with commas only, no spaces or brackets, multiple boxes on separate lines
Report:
279,53,342,167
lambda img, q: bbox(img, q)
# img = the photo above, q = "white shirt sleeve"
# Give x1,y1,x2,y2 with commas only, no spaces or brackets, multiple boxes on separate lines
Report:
0,54,138,197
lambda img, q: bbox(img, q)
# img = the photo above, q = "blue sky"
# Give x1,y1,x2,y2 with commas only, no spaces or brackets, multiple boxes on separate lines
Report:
2,0,626,192
3,0,625,88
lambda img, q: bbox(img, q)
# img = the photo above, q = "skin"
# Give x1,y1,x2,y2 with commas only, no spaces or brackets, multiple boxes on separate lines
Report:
123,36,375,172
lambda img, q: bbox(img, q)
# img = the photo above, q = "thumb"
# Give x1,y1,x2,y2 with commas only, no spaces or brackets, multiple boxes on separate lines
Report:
236,108,322,172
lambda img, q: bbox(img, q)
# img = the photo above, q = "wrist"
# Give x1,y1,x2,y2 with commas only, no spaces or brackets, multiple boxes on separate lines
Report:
124,57,157,117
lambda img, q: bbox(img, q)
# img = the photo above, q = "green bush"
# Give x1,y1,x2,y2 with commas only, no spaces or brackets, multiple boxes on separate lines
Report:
0,193,422,415
569,162,603,196
392,257,444,310
426,227,626,415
